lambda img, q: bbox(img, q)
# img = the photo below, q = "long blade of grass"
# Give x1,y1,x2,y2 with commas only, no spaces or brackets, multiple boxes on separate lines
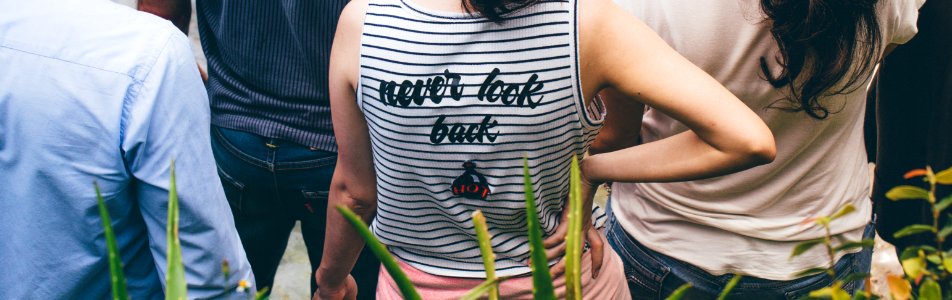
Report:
458,276,510,300
523,157,557,300
336,206,422,300
95,183,129,300
166,161,187,300
664,284,692,300
715,274,742,300
564,155,583,300
472,210,499,300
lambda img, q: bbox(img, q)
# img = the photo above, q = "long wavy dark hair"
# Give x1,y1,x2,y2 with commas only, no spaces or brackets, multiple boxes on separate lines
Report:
462,0,539,22
759,0,882,119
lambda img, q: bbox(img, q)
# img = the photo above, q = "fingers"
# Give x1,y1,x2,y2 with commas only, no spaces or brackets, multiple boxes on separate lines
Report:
543,225,567,248
586,227,605,279
549,258,566,278
345,275,358,300
545,239,568,262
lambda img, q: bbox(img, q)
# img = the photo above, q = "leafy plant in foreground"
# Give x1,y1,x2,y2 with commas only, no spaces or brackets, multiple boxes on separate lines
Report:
788,203,876,300
883,165,952,299
338,156,589,299
97,161,263,300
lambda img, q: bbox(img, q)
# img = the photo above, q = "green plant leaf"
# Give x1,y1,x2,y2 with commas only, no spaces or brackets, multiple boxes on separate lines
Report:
944,260,952,274
95,183,129,300
254,287,270,300
918,278,942,300
832,239,875,253
166,161,187,300
892,224,935,238
793,267,829,278
790,238,824,259
459,276,509,300
886,185,930,201
935,195,952,213
900,250,926,280
808,282,851,300
336,206,421,300
522,158,556,300
829,204,856,221
935,166,952,184
471,211,498,300
715,274,742,300
901,245,936,256
564,155,583,300
926,253,942,265
840,272,870,284
664,284,692,300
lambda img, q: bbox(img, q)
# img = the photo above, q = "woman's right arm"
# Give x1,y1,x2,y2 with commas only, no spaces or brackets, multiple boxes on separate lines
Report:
314,1,375,299
578,0,777,184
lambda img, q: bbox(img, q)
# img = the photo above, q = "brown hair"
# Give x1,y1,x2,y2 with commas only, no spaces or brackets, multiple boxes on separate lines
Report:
759,0,882,119
462,0,539,22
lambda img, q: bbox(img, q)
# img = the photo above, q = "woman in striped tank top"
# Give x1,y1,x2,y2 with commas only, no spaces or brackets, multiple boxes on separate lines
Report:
314,0,776,298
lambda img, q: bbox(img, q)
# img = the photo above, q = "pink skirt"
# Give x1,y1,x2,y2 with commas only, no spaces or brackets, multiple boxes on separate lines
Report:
376,249,631,300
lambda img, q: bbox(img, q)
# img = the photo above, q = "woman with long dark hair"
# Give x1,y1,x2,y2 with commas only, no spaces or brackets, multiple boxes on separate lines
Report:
312,0,778,298
600,0,923,298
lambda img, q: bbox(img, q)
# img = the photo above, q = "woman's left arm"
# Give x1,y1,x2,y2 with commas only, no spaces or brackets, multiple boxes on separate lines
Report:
578,0,776,184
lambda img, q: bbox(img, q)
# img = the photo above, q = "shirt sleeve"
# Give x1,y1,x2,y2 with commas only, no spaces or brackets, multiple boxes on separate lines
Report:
883,0,926,45
120,29,256,299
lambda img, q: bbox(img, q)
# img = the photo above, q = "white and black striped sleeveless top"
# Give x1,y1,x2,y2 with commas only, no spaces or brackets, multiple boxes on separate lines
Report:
358,0,604,278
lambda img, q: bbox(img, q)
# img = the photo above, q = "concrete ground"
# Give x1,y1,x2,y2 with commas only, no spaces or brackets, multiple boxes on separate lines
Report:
112,1,904,298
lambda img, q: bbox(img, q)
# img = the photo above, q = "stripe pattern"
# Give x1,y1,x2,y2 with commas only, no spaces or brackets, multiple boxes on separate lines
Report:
197,0,346,151
358,0,604,278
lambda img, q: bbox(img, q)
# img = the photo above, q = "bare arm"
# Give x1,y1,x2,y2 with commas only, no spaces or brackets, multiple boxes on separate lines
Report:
589,88,645,155
314,1,375,299
579,0,776,184
138,0,191,34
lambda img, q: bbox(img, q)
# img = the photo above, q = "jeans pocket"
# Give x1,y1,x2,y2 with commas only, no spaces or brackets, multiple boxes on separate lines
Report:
606,222,670,299
217,165,245,215
300,190,329,216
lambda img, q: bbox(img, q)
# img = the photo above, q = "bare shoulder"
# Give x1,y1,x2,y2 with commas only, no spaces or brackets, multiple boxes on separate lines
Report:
338,0,371,36
332,0,372,90
578,0,629,35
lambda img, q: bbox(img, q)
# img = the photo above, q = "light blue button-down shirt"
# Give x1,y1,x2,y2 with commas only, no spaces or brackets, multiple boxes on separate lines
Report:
0,0,255,298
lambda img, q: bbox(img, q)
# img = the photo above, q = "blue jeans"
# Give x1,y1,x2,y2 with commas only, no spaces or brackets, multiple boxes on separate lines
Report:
604,202,874,300
210,126,379,299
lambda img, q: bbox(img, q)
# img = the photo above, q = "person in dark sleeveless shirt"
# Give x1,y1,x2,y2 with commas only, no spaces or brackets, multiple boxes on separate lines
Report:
137,0,380,297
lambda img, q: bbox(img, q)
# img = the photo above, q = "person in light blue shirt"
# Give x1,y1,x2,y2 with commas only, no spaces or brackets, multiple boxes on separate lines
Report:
0,0,254,298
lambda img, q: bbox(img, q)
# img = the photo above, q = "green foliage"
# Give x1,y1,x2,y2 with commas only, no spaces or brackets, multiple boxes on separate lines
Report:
791,238,825,259
336,206,421,300
664,284,692,300
790,203,877,300
564,155,584,300
807,281,851,300
96,183,129,300
918,278,941,300
884,165,952,300
471,211,499,300
887,186,931,201
459,276,508,300
716,274,742,300
95,161,271,300
523,157,558,299
165,161,187,300
894,224,937,239
254,287,270,300
935,168,952,185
